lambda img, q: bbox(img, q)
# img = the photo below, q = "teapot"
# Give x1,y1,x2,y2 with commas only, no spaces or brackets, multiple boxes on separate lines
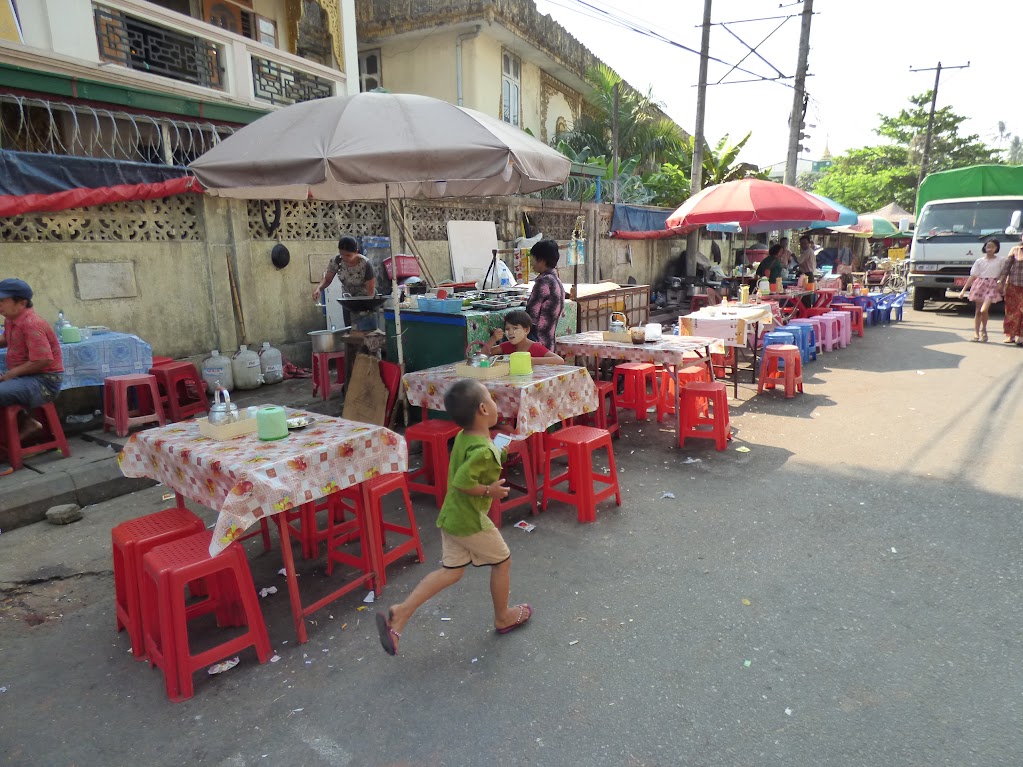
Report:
609,311,627,334
757,278,771,295
208,386,240,425
466,341,501,368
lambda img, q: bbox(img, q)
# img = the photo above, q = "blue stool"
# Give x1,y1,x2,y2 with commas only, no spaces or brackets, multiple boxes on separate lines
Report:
760,331,795,373
787,320,818,361
783,324,812,364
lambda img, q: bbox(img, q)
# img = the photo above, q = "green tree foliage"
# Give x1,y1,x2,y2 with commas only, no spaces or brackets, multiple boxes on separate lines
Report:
1009,136,1023,165
556,64,685,174
795,171,823,192
814,91,999,212
642,133,765,207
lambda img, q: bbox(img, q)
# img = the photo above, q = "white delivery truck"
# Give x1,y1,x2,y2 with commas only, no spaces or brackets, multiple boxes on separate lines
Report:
910,165,1023,311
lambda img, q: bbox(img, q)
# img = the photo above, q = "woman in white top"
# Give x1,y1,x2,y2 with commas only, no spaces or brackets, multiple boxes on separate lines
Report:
958,237,1004,342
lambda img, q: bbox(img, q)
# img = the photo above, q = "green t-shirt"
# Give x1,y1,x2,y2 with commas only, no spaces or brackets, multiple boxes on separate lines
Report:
436,431,504,537
755,254,784,281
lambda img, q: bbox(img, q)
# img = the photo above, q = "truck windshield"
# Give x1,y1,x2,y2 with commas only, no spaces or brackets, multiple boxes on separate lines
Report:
917,200,1023,238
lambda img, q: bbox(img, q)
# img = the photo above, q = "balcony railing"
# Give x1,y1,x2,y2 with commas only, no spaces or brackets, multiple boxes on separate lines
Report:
91,0,343,108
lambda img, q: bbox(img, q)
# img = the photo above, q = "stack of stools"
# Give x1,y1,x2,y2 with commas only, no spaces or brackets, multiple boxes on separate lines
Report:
0,402,71,470
759,331,794,374
141,531,271,701
487,433,538,527
113,507,207,661
337,473,424,593
579,380,620,439
782,323,813,364
802,311,839,352
150,361,209,423
311,351,346,400
655,364,710,423
103,373,167,437
405,419,461,508
786,319,820,359
678,381,732,451
833,304,865,338
757,344,803,398
542,425,621,523
613,362,658,421
826,311,852,348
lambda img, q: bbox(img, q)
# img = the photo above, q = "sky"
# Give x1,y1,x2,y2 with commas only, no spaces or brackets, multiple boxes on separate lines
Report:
534,0,1023,171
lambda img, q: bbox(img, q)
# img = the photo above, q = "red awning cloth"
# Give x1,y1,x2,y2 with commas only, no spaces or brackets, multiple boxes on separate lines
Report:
609,228,689,240
0,176,203,217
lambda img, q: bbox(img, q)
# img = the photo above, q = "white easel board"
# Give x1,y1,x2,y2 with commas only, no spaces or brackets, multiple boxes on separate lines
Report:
447,221,500,285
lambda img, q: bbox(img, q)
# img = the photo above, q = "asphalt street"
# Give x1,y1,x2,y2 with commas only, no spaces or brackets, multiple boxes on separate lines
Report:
1,300,1021,767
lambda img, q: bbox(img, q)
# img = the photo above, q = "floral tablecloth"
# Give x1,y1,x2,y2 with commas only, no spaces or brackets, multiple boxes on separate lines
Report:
0,331,152,389
555,331,725,364
117,408,407,556
402,364,597,436
679,305,773,347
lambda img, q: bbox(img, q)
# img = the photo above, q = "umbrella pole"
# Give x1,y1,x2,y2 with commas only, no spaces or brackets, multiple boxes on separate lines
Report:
385,183,409,426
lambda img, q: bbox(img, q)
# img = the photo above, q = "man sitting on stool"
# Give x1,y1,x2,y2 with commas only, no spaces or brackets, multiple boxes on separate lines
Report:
0,279,64,440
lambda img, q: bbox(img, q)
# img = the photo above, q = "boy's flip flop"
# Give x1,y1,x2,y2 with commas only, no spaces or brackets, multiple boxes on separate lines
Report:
375,609,400,656
496,603,533,635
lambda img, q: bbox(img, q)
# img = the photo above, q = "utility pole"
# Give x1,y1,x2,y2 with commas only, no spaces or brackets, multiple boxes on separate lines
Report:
911,61,969,185
612,82,620,204
783,0,813,186
686,0,712,277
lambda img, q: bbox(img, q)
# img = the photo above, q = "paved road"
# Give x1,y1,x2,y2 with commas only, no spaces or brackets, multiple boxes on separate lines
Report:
2,302,1020,767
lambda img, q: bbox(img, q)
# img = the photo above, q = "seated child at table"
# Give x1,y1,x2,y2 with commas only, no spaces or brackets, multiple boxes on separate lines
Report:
375,379,533,656
482,310,564,364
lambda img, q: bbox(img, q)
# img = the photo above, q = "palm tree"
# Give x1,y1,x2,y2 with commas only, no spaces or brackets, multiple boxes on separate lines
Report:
556,64,685,174
1009,136,1023,165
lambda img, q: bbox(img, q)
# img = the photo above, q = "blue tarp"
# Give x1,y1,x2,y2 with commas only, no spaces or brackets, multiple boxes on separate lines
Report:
611,204,672,234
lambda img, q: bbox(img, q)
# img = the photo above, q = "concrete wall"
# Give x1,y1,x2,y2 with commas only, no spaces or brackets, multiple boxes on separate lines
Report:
379,30,461,104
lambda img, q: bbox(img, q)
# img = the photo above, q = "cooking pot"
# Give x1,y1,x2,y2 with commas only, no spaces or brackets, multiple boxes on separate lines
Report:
208,388,240,425
308,328,346,353
336,293,389,313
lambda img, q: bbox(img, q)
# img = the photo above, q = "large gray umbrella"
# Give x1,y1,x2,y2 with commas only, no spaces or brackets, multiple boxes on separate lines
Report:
189,92,571,200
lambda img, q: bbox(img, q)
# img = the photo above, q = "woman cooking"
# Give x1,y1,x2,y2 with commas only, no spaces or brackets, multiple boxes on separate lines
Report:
312,236,377,329
524,239,565,351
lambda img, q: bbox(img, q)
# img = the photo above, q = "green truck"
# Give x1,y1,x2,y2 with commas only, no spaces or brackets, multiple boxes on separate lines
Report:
911,165,1023,311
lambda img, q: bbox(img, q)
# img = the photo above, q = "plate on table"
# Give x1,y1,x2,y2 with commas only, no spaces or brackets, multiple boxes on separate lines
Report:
286,416,316,430
85,325,111,335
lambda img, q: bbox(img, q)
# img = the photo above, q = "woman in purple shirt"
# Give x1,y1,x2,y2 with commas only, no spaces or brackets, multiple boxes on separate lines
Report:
524,239,565,351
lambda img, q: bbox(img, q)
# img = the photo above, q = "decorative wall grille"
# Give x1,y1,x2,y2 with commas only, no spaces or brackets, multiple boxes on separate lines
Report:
404,203,503,242
247,200,387,240
93,6,224,90
251,56,334,106
0,195,202,243
523,210,579,241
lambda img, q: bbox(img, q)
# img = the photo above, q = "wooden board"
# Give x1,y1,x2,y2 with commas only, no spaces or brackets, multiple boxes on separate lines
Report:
447,221,500,286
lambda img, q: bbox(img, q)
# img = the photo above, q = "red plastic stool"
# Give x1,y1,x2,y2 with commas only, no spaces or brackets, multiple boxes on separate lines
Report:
151,356,175,368
339,473,424,592
141,531,270,701
711,347,736,378
0,402,71,470
112,507,206,660
613,362,658,421
655,364,710,422
150,362,209,423
488,434,538,527
282,495,345,561
311,351,346,400
542,426,622,523
577,380,620,438
690,294,712,312
679,381,732,451
757,344,803,398
405,419,461,509
834,304,865,338
103,374,166,438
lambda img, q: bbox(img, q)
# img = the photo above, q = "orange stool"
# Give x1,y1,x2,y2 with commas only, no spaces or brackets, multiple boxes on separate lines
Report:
0,402,71,470
690,294,711,312
112,507,206,660
339,473,424,592
834,304,865,337
150,361,209,423
679,381,732,451
311,351,346,400
655,364,711,422
151,356,175,368
103,374,166,438
488,434,538,527
542,426,622,523
613,362,658,421
141,532,271,701
405,419,461,509
711,347,736,378
757,344,803,398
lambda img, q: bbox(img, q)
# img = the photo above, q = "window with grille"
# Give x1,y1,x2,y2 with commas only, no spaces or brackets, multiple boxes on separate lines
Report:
359,50,382,92
502,50,520,127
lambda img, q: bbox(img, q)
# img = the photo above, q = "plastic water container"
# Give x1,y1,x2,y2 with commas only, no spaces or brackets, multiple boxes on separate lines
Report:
201,349,233,392
259,341,284,385
232,345,263,390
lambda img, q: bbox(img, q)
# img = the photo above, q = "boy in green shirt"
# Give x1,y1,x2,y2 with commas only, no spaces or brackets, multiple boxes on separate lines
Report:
376,379,534,656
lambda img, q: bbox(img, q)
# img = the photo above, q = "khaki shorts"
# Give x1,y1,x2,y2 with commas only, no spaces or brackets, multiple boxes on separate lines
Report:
440,528,511,568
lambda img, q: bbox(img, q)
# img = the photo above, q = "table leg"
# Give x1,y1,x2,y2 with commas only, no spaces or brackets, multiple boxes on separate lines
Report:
273,515,309,644
751,322,761,385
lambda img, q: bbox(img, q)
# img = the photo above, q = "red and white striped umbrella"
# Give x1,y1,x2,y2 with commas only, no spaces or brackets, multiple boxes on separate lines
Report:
665,179,842,229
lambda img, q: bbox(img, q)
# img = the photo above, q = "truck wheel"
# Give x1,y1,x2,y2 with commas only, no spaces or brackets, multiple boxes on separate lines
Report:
913,288,928,311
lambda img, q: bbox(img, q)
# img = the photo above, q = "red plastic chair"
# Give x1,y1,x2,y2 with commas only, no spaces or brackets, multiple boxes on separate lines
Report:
150,361,209,422
103,374,166,437
488,433,538,527
379,360,403,425
655,364,710,423
679,381,732,451
311,351,346,400
112,507,206,660
0,402,71,470
405,419,461,509
141,532,271,701
542,426,622,523
613,363,658,421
